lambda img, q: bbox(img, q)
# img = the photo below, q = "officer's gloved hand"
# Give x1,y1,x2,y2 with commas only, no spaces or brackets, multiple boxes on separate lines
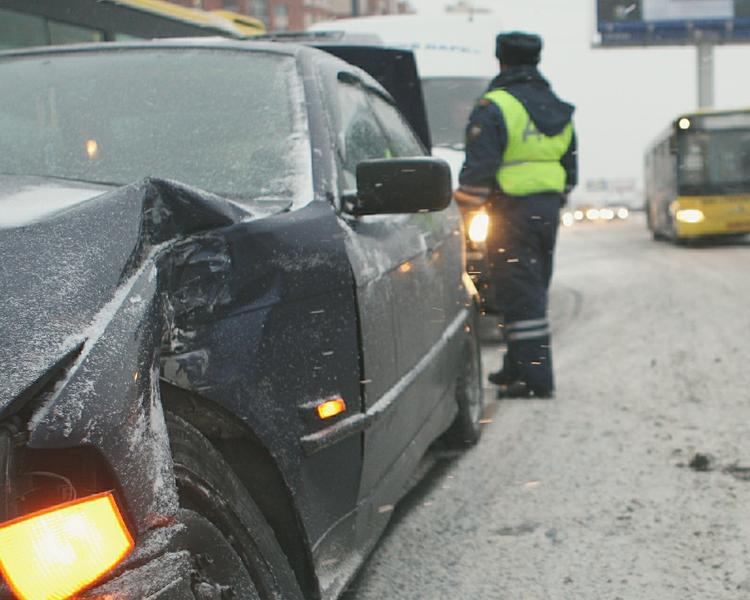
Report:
454,185,490,208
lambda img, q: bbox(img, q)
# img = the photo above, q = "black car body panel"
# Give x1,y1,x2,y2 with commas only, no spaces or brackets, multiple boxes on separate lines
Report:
0,39,478,600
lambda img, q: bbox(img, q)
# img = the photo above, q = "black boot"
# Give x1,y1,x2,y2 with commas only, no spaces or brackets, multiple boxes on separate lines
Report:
495,380,529,398
488,369,514,386
488,346,519,386
496,381,554,399
512,336,555,397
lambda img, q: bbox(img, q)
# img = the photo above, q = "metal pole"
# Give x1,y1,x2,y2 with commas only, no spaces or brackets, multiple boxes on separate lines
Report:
352,0,360,16
696,43,714,109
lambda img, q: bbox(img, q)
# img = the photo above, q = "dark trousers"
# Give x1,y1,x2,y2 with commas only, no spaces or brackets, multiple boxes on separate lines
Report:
486,193,561,393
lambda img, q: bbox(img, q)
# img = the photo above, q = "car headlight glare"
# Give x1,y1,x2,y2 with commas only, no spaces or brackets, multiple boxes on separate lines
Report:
0,492,133,600
468,212,490,243
675,209,704,224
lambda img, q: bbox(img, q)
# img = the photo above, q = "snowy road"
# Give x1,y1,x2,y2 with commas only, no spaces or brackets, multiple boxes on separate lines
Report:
343,214,750,600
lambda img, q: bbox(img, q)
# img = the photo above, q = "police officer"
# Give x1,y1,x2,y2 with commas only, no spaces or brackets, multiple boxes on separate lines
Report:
455,31,577,398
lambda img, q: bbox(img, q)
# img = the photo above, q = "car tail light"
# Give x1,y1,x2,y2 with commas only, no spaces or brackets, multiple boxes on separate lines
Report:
0,492,133,600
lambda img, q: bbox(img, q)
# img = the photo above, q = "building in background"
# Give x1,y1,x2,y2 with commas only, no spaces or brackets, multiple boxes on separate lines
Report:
0,0,264,51
171,0,411,30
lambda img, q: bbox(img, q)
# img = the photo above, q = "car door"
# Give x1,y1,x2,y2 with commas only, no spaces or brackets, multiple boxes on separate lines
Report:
322,71,430,497
369,92,467,352
366,89,454,418
326,70,466,509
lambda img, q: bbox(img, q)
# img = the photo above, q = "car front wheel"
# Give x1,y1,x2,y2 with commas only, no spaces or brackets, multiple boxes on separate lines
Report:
166,412,304,600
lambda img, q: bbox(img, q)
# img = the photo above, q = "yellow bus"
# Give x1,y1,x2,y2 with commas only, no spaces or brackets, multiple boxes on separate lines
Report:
645,108,750,241
0,0,265,50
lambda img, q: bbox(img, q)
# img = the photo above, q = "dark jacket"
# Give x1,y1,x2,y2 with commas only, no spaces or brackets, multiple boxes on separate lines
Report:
458,65,577,196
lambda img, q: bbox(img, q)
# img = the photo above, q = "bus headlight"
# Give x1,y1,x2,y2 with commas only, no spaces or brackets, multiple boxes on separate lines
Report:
467,211,490,243
675,209,705,224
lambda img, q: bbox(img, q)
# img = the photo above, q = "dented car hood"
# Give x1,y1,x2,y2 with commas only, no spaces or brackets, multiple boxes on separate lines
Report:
0,175,249,417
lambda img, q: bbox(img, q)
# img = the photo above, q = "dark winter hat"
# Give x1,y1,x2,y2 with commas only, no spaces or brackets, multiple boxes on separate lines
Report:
495,31,542,66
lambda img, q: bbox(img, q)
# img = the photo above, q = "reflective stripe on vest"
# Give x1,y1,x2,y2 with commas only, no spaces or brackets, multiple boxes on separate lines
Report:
484,89,573,197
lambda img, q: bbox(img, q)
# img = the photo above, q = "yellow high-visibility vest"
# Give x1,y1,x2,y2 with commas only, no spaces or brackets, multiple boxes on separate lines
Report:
484,89,573,197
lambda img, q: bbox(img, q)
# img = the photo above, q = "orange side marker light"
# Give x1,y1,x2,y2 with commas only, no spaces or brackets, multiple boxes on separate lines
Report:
316,398,346,420
0,492,134,600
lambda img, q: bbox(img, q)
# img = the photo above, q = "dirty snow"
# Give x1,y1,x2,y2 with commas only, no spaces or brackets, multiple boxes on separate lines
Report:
344,216,750,600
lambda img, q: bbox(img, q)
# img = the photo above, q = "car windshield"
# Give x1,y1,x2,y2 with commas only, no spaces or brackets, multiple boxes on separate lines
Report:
0,49,312,201
678,129,750,193
422,77,488,148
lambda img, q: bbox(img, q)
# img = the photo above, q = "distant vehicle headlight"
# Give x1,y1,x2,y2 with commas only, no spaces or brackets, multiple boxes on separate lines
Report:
617,207,629,219
600,208,615,220
675,209,705,224
585,208,600,220
561,212,574,227
467,211,490,243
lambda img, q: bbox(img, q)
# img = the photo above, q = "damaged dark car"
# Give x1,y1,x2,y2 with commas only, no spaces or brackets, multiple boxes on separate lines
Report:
0,39,484,600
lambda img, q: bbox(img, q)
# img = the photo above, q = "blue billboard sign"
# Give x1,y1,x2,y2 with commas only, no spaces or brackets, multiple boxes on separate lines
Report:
597,0,750,46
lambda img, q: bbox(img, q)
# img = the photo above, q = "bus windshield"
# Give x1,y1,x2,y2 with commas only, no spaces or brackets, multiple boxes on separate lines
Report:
678,129,750,194
422,77,488,148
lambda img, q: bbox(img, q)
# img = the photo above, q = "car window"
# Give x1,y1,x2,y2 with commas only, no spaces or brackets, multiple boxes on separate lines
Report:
335,80,392,190
367,91,426,158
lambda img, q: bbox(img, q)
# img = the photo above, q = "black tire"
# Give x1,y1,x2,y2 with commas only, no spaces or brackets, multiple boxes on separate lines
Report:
166,412,304,600
443,313,485,447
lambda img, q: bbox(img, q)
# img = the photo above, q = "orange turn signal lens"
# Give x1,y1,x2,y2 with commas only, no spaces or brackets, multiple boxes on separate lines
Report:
0,492,134,600
316,398,346,420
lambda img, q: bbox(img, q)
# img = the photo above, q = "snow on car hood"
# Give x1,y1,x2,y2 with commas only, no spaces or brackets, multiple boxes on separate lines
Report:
0,175,248,416
0,177,113,229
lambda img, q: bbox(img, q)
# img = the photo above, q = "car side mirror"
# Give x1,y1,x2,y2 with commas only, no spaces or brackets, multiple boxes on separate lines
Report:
343,157,452,216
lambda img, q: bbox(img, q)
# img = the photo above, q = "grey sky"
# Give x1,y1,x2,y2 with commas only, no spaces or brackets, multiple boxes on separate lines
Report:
409,0,750,202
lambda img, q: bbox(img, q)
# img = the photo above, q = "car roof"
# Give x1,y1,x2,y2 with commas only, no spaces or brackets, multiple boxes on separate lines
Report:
0,37,316,59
